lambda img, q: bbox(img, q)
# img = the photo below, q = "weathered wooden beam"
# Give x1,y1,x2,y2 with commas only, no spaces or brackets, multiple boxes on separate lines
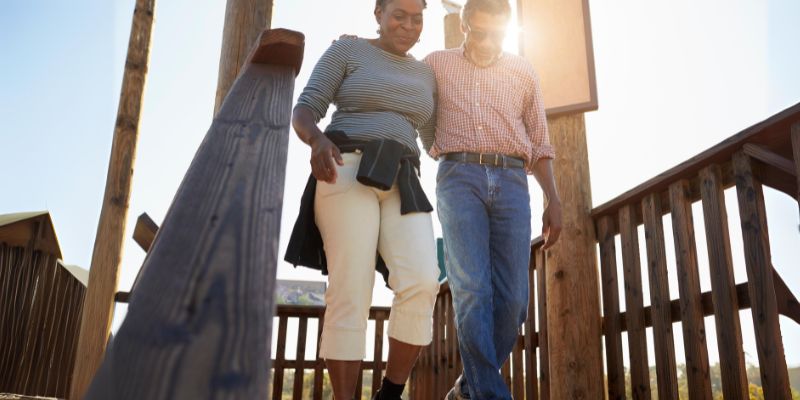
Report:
698,165,748,399
667,180,712,399
443,6,464,49
69,1,156,398
132,213,158,252
743,143,796,176
614,270,797,329
774,268,800,325
214,0,274,115
792,122,800,217
732,152,792,399
544,113,603,399
592,103,800,220
523,253,539,400
618,205,651,399
595,216,625,400
534,248,550,400
82,29,304,399
641,194,679,399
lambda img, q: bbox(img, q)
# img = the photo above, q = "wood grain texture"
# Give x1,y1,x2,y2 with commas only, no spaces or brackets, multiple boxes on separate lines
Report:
132,213,158,253
70,1,156,397
618,205,650,399
535,248,549,400
544,113,603,399
792,123,800,216
667,181,712,400
742,143,795,176
592,102,800,220
444,13,464,49
595,216,625,400
698,165,748,400
82,30,302,399
0,246,85,399
524,255,539,400
732,152,792,399
214,0,273,115
641,194,679,399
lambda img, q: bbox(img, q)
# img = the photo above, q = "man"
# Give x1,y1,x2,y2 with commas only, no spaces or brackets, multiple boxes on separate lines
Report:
419,0,562,398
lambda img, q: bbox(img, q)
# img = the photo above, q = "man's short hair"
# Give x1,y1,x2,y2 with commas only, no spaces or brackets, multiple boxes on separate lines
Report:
462,0,512,22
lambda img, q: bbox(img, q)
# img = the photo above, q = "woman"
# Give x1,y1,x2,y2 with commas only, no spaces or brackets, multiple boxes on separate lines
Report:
284,0,439,399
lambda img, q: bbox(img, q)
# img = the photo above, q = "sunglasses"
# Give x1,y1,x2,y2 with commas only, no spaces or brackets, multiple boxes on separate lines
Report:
464,24,506,42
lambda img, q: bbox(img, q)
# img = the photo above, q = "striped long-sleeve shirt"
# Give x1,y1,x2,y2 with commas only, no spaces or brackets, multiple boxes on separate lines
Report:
295,37,436,155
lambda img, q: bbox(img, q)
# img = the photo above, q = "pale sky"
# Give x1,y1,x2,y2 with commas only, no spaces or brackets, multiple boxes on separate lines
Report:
1,0,798,370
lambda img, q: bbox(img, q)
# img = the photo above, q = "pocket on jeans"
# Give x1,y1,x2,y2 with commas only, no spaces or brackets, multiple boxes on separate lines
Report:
509,167,529,186
436,160,460,183
316,164,357,198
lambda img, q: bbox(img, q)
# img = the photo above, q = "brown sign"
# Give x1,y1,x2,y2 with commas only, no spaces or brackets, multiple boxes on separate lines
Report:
517,0,598,116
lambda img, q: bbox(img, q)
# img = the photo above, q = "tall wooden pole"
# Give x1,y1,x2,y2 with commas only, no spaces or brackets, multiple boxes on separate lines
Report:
70,0,156,398
82,29,305,399
545,113,604,398
443,5,464,49
214,0,273,115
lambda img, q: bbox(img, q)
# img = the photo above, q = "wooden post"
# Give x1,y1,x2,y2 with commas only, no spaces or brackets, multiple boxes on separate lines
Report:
668,180,712,400
81,29,304,399
443,4,464,49
544,113,603,399
732,152,792,399
791,123,800,217
596,216,625,400
699,165,749,399
214,0,274,115
69,1,155,398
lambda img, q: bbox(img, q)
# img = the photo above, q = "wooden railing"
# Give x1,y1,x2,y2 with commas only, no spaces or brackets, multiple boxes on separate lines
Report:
410,237,549,400
80,29,306,399
269,305,393,400
591,103,800,399
269,238,551,400
272,104,800,399
0,245,86,399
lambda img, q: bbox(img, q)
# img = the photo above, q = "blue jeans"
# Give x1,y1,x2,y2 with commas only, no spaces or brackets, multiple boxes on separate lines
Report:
436,160,532,400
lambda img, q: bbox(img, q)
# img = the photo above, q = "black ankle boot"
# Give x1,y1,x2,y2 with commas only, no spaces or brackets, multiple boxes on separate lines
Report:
372,377,405,400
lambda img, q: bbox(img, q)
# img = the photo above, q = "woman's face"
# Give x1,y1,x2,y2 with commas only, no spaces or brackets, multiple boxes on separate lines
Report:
375,0,425,55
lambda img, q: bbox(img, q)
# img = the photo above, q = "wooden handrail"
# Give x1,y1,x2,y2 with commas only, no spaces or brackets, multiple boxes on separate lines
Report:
591,102,800,222
82,29,304,399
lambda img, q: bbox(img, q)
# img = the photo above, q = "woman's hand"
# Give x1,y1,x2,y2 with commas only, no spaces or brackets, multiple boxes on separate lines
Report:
309,135,344,183
292,105,344,183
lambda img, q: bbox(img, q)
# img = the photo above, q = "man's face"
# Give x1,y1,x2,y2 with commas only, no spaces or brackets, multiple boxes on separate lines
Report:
462,10,508,67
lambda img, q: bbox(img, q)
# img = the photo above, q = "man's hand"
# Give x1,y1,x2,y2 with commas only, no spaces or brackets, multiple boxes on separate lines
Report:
541,200,562,250
333,34,359,44
309,135,344,183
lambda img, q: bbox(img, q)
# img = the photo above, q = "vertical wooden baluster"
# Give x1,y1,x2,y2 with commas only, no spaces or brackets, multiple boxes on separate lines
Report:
596,216,625,399
699,165,748,399
642,193,678,399
733,152,792,399
669,180,712,399
618,205,651,399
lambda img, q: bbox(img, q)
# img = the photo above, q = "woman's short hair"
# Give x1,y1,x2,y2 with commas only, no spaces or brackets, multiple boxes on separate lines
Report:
462,0,511,21
376,0,428,10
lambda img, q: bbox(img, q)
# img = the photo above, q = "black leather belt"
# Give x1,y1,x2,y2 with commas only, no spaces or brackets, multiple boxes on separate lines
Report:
442,152,525,169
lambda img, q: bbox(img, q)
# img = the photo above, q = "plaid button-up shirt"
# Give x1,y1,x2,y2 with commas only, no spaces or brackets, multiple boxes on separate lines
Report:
420,47,555,174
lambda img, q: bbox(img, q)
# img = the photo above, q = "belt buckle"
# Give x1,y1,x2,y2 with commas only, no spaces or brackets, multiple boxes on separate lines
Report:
479,153,500,166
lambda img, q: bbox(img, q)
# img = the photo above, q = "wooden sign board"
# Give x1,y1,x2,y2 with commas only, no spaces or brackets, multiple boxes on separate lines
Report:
517,0,598,116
